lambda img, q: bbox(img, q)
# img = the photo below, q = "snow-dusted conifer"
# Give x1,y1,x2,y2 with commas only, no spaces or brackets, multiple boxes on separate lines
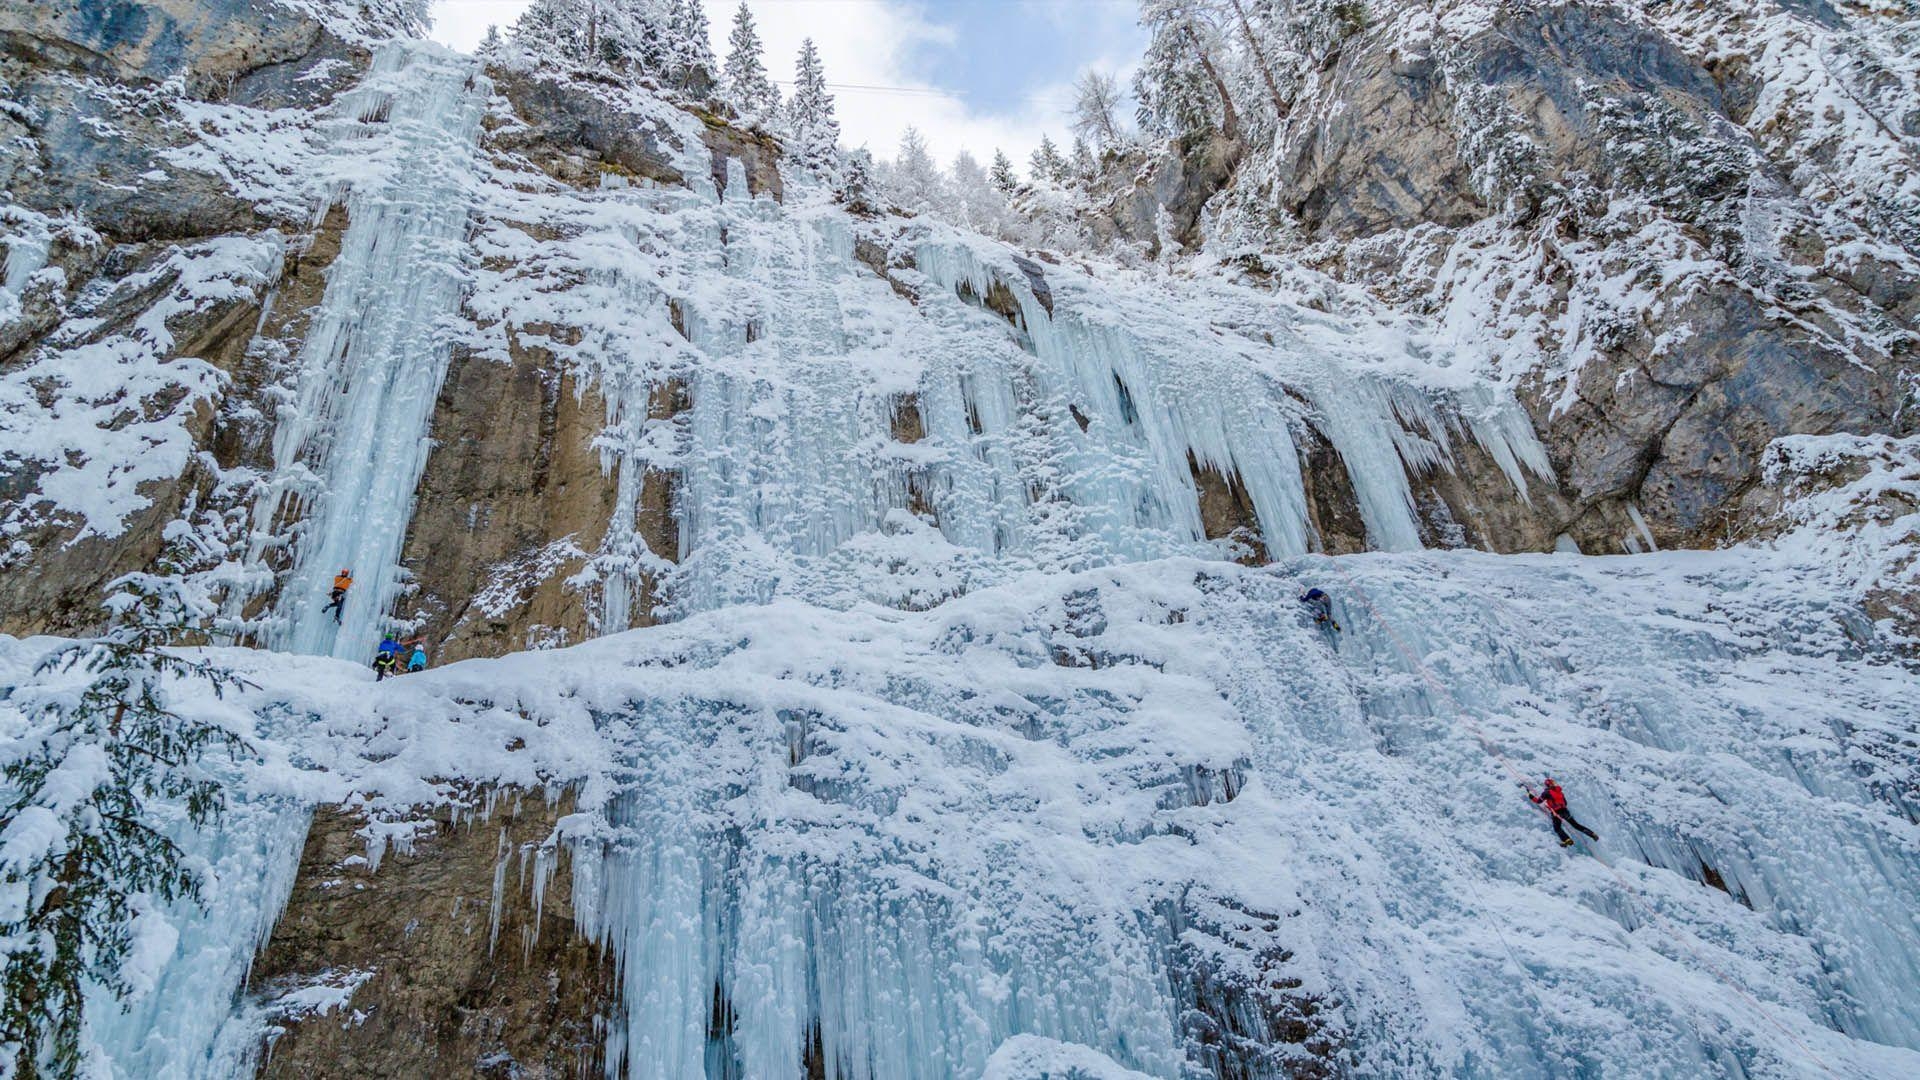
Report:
1029,134,1067,184
838,147,878,213
887,127,944,214
722,3,780,122
1134,4,1234,140
512,0,593,63
478,23,504,60
1070,135,1097,182
948,150,1009,234
670,0,715,87
786,38,841,175
0,552,243,1078
989,149,1019,193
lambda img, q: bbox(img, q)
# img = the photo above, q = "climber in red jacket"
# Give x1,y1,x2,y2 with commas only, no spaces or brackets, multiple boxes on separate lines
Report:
1529,777,1599,847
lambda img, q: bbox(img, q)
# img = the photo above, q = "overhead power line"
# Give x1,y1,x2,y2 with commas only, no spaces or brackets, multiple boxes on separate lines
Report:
771,79,1075,108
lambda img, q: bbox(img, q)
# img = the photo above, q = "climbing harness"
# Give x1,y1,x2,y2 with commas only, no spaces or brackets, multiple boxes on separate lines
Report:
1315,557,1843,1077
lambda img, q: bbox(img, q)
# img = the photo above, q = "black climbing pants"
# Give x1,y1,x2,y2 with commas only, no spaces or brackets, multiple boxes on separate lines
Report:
1550,810,1598,843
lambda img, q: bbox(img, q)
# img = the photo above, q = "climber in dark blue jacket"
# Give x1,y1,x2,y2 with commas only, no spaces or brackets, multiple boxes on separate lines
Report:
1299,588,1339,632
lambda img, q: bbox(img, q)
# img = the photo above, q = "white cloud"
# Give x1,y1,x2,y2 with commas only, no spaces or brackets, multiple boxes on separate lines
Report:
426,1,1138,168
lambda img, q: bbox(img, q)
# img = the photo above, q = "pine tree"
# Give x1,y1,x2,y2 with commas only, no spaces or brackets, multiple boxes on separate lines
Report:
0,547,244,1078
1029,134,1067,185
670,0,715,88
838,147,878,214
989,149,1019,193
722,2,780,122
1134,4,1236,141
478,23,504,60
1070,136,1097,182
786,38,841,176
887,127,944,214
511,0,593,63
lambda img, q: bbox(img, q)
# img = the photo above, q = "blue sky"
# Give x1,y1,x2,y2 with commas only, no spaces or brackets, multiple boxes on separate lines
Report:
427,1,1145,166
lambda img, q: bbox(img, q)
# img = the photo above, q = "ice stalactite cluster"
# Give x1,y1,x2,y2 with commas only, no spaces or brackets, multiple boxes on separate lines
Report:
254,549,1916,1079
514,157,1558,634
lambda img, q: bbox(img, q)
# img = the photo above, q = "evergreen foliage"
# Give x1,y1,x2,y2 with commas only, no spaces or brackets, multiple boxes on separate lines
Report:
1029,135,1068,185
670,0,715,86
1070,136,1097,182
0,544,245,1078
989,150,1019,193
886,127,944,213
786,38,842,176
721,2,781,121
837,148,879,214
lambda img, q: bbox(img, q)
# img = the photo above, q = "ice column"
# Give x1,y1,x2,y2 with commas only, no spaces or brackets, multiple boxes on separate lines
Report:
252,43,487,660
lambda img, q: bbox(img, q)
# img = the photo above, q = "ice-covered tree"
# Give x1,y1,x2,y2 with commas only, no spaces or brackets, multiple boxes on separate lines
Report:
786,38,841,176
1029,134,1068,185
886,127,945,214
511,0,681,77
0,554,245,1078
989,149,1019,193
1134,3,1236,140
1070,136,1097,182
669,0,715,87
721,2,780,121
1070,69,1126,148
511,0,593,63
478,23,504,60
838,147,879,214
947,150,1003,232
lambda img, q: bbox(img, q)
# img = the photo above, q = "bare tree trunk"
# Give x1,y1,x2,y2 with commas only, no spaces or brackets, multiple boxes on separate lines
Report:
1227,0,1290,120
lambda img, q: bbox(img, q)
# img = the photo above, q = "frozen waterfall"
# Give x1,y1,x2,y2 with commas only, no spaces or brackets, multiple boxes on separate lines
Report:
85,42,487,1079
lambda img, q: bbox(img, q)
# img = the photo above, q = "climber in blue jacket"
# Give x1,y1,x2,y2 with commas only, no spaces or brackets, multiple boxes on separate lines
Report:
1299,587,1339,632
373,637,400,681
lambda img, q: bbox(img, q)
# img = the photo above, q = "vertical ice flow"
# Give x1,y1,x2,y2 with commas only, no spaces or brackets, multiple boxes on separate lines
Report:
86,43,487,1080
252,43,487,660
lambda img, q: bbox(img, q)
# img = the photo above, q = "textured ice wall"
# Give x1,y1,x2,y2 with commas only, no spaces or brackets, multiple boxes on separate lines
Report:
373,551,1920,1079
470,138,1567,1076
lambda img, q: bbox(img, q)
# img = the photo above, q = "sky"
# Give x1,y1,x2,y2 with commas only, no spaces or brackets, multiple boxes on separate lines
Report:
426,1,1145,167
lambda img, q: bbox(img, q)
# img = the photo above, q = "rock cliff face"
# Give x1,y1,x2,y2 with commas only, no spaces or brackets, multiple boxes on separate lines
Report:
0,1,383,638
249,790,612,1079
1101,0,1916,552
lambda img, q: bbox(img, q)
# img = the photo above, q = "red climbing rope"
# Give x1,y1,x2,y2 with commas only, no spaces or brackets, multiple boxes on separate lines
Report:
1315,557,1843,1078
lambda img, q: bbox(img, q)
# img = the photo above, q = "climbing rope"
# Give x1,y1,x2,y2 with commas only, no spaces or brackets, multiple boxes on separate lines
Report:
1312,556,1845,1078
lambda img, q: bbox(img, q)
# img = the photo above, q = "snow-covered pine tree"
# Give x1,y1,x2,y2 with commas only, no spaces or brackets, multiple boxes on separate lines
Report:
0,548,245,1078
947,150,996,231
1134,3,1236,140
669,0,715,89
786,38,841,176
511,0,593,63
887,127,945,214
478,23,504,61
1029,134,1068,185
1070,136,1097,182
838,147,878,214
722,2,781,122
989,150,1019,193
